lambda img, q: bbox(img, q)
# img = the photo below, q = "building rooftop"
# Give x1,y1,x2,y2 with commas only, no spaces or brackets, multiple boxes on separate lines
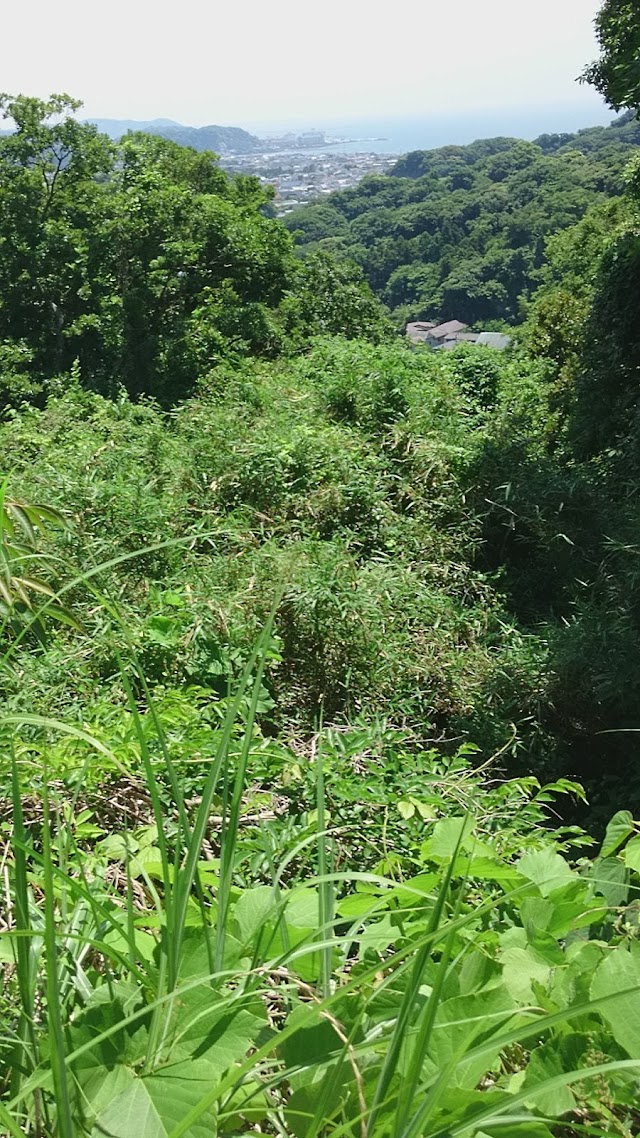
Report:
405,320,437,343
476,332,511,350
405,320,512,352
428,319,469,340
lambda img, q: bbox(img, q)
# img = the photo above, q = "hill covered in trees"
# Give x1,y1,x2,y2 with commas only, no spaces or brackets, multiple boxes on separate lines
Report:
284,111,640,327
88,116,260,153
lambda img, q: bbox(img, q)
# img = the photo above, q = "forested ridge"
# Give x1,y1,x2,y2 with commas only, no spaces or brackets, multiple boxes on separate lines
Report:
284,110,640,326
2,5,640,1133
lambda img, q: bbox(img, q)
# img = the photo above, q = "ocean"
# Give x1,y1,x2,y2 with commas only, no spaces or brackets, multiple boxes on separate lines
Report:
248,104,614,156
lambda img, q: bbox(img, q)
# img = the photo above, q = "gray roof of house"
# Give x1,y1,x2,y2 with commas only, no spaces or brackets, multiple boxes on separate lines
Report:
428,319,469,340
405,320,437,343
476,332,511,350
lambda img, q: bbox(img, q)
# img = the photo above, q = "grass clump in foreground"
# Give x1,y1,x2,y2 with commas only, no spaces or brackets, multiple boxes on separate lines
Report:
1,569,640,1138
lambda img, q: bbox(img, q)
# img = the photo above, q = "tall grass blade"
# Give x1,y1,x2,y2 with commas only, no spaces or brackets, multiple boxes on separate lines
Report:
9,751,38,1101
214,622,273,970
393,893,462,1137
40,776,75,1138
0,1100,27,1138
117,663,177,985
367,821,468,1135
315,723,334,1000
173,606,277,973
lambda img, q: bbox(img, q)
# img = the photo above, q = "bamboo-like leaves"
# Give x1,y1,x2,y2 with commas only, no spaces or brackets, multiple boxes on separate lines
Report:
0,475,79,637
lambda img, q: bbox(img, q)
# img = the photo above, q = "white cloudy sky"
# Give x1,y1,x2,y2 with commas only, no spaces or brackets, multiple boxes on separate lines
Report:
1,0,608,128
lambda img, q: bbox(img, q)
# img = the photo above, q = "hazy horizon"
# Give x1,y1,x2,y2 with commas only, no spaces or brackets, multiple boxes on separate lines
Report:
97,99,611,136
225,100,614,139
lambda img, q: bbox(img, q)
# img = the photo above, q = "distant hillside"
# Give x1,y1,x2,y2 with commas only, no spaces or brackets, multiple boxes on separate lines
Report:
390,109,640,178
87,117,259,154
284,112,640,328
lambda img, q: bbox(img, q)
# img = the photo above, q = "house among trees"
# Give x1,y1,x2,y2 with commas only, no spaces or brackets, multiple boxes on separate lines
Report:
405,320,511,351
405,320,437,344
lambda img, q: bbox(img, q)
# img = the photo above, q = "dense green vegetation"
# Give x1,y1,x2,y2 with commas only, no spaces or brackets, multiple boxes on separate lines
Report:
582,0,640,112
0,94,388,408
284,113,640,327
3,9,640,1130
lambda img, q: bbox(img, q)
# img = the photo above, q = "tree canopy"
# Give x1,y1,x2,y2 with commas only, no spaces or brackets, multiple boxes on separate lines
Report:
582,0,640,111
0,94,387,405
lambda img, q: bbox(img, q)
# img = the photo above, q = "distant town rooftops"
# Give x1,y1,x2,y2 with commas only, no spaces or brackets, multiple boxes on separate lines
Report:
405,318,511,352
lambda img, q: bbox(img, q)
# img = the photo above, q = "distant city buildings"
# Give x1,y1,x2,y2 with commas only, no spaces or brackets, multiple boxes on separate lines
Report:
220,148,396,213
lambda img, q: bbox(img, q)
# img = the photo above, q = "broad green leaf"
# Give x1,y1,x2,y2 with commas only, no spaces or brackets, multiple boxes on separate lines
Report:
284,886,321,927
278,1002,342,1086
515,847,574,897
624,835,640,873
146,615,181,647
398,799,416,820
68,984,147,1075
91,1077,166,1138
466,855,522,886
422,815,474,860
500,946,552,1003
518,883,603,940
590,856,630,907
522,1034,587,1115
279,1004,358,1138
219,1076,270,1129
0,933,17,963
234,885,278,945
77,1065,136,1130
177,926,244,976
458,950,503,996
284,1065,352,1138
104,921,157,964
91,1065,218,1138
545,882,608,937
525,929,565,966
355,913,397,955
269,921,323,983
430,1087,547,1137
426,987,518,1090
392,872,437,906
169,992,265,1072
415,801,438,821
519,896,554,936
600,810,635,858
591,944,640,1057
548,944,601,1012
338,892,386,918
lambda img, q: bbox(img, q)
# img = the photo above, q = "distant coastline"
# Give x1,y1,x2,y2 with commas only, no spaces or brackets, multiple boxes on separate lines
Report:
4,106,612,159
249,104,614,156
75,101,615,161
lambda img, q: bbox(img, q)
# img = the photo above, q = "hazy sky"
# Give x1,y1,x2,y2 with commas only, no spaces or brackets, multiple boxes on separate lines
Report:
1,0,609,129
